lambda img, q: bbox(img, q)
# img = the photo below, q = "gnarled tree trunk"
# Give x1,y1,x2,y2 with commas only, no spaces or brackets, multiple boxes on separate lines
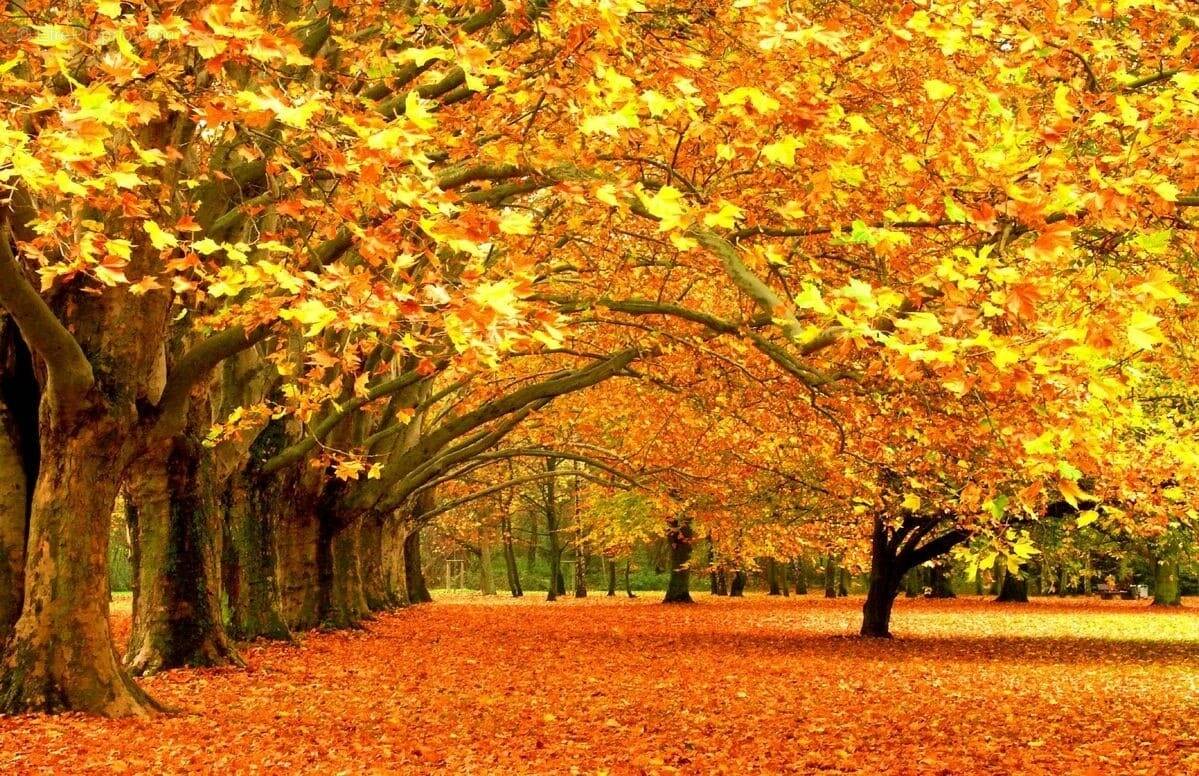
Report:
316,511,371,629
223,466,294,642
124,430,242,676
404,523,433,604
0,398,27,643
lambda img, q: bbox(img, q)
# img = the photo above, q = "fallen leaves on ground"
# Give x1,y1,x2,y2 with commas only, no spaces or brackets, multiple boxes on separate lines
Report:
2,595,1198,775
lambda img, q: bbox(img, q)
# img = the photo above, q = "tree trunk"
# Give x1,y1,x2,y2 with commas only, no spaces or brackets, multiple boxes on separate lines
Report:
1,422,162,716
996,570,1029,602
838,567,849,597
929,564,955,598
904,566,924,598
663,515,694,604
124,436,242,676
500,511,522,597
404,526,432,604
479,526,496,596
766,558,782,596
729,570,747,597
794,559,808,595
861,518,903,638
824,556,837,598
606,559,617,597
359,514,394,611
545,459,562,601
275,497,322,631
381,512,410,607
625,558,635,598
0,399,27,643
526,510,538,573
1152,559,1182,606
316,512,371,629
222,468,293,642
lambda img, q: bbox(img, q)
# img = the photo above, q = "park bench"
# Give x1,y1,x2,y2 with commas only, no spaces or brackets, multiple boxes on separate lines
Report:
1096,583,1150,600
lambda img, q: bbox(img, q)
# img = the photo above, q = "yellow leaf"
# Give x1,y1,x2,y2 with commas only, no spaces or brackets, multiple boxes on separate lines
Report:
143,221,178,250
702,202,744,230
923,79,957,100
638,185,688,232
762,136,801,167
405,91,437,131
901,493,922,512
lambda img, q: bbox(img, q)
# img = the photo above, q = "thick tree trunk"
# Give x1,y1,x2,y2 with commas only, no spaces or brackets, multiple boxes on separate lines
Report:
1,424,162,716
824,556,837,598
360,514,395,611
729,570,747,597
316,513,371,629
222,469,293,642
381,513,410,607
124,438,242,676
838,567,849,597
663,515,694,604
996,570,1029,602
861,518,902,638
1152,559,1181,606
404,527,433,604
276,498,322,630
0,400,26,642
0,324,36,644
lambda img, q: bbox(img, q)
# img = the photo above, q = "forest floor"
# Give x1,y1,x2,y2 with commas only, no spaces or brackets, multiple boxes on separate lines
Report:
1,595,1197,775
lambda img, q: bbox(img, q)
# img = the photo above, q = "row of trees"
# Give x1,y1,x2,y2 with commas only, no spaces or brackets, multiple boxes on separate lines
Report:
2,0,1198,716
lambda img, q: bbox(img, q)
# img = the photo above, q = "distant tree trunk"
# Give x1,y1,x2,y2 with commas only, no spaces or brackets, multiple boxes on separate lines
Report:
500,511,522,597
545,459,562,601
663,515,694,604
573,529,587,598
708,536,719,595
715,569,729,596
824,556,837,598
526,511,538,572
996,570,1028,602
479,526,496,596
780,561,790,597
606,559,617,596
1057,565,1069,597
625,558,635,598
991,557,1004,596
793,559,808,595
1153,559,1181,606
729,570,747,597
838,567,849,597
929,564,955,598
766,558,782,596
404,527,432,604
904,566,924,598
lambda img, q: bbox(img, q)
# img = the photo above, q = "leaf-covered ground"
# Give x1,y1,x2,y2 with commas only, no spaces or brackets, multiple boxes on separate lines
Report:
2,595,1197,774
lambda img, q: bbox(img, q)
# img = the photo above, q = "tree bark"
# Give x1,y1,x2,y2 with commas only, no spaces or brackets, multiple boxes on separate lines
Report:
625,558,635,598
1152,559,1182,606
124,435,243,676
838,567,849,597
479,525,496,596
996,570,1029,602
545,459,563,601
729,570,747,597
1,421,162,716
404,526,433,604
0,397,27,643
794,558,808,595
316,512,371,629
360,514,394,611
222,467,294,642
663,515,694,604
381,512,411,607
824,556,837,598
606,559,617,597
500,510,522,597
766,558,782,596
861,518,902,637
